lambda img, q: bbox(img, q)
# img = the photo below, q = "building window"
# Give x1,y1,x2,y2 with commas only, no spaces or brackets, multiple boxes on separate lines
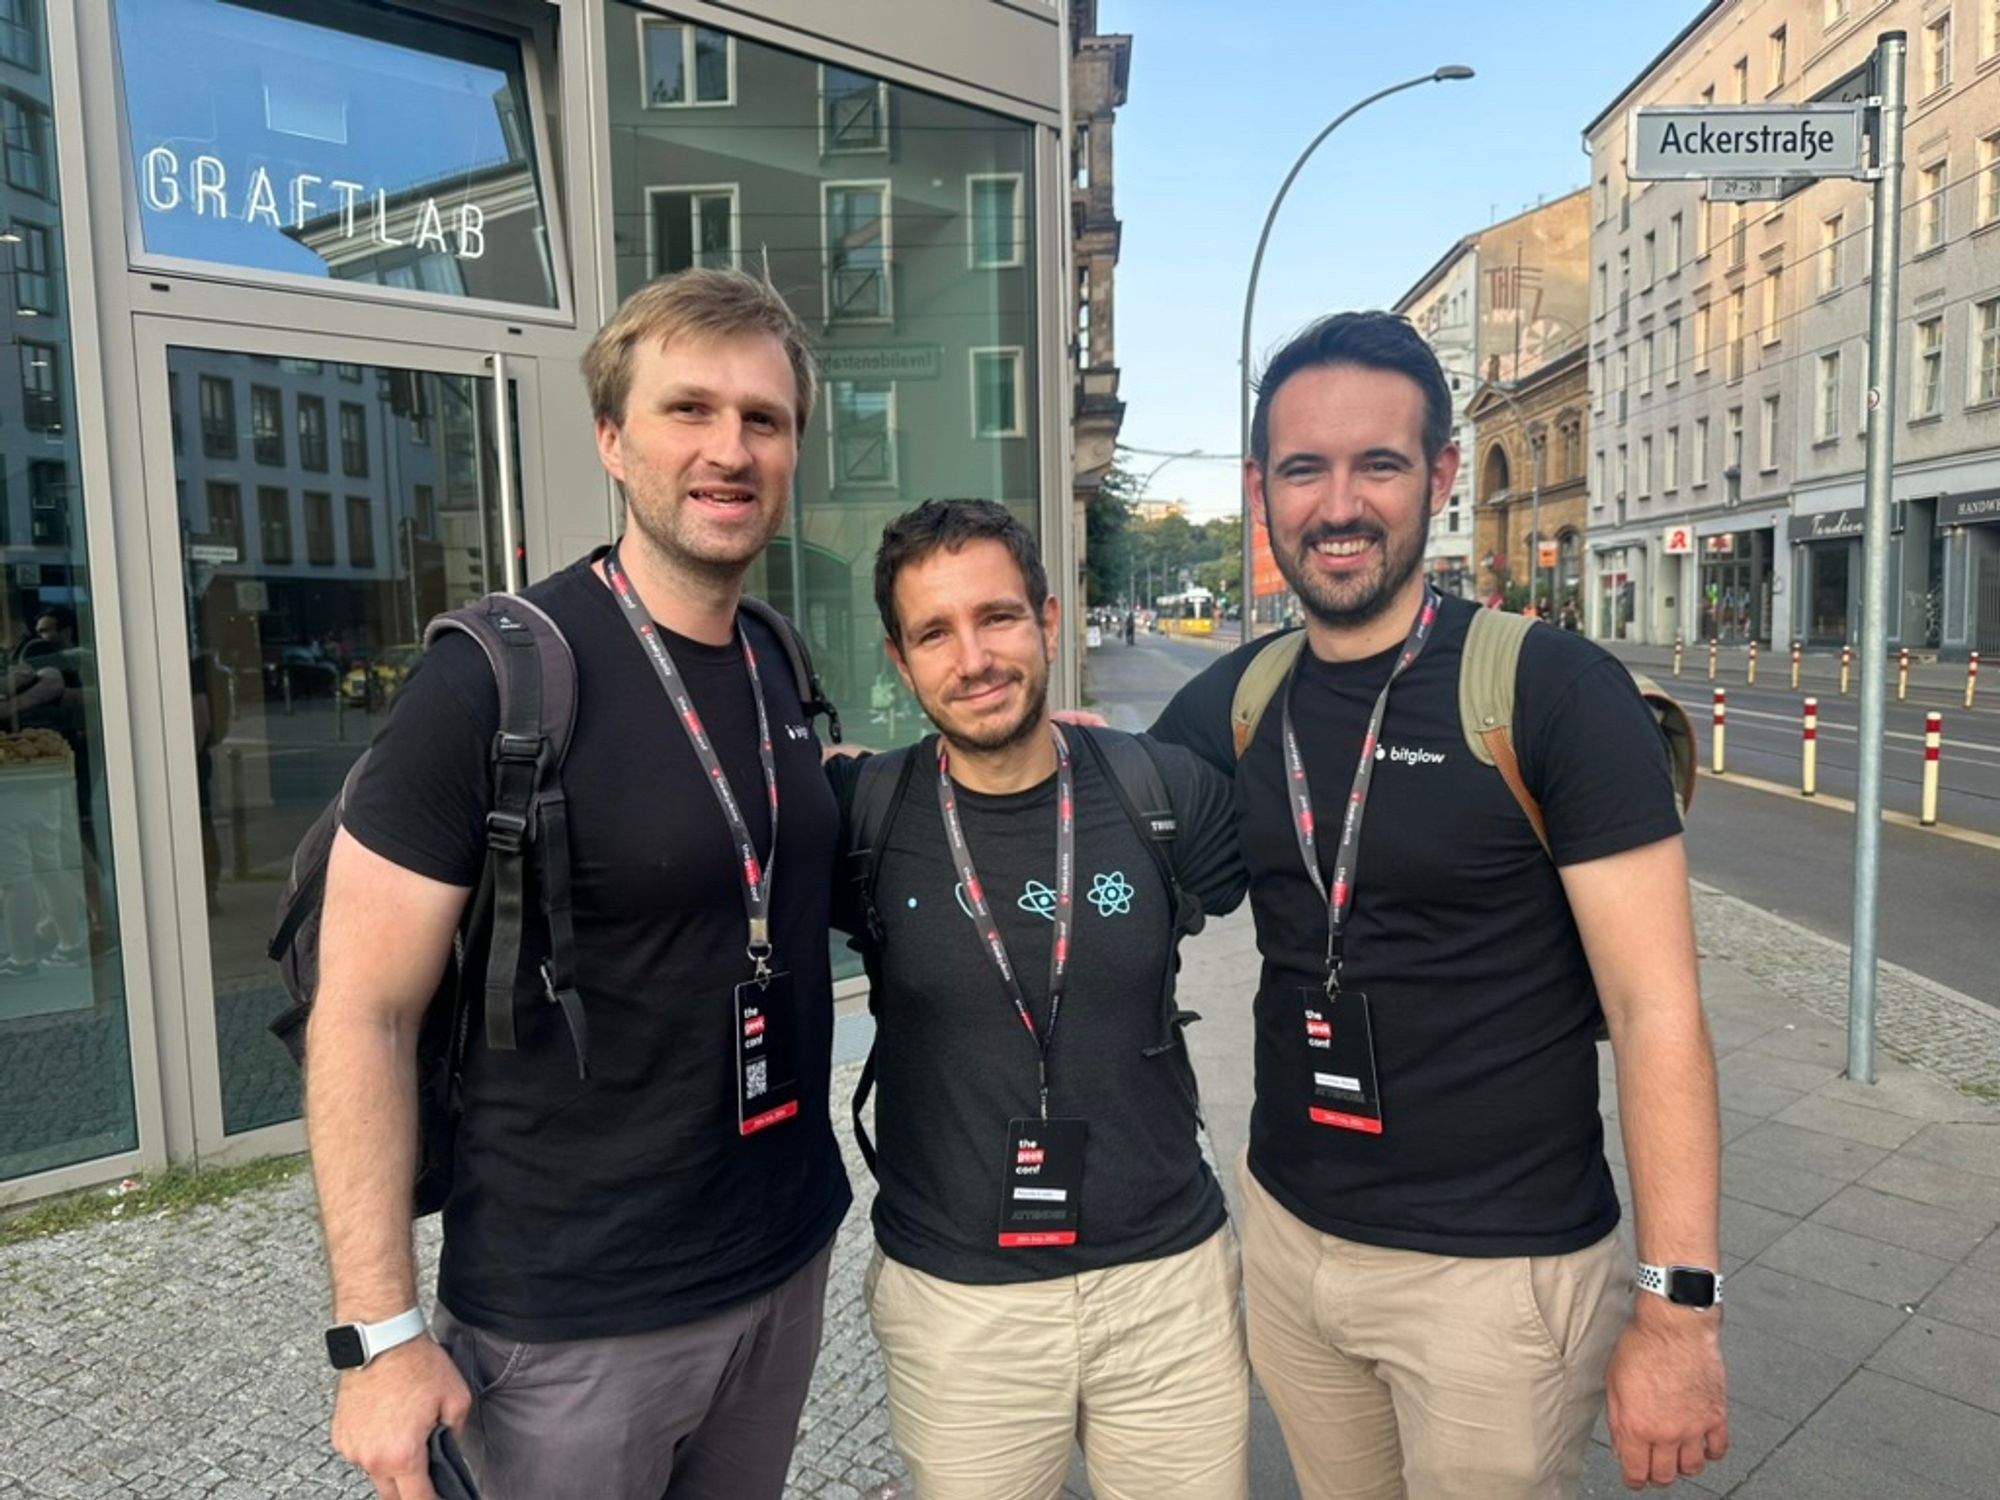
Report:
1695,304,1711,373
1726,406,1743,471
1664,426,1680,491
1733,56,1749,103
1769,26,1787,91
337,363,362,382
304,491,335,566
199,373,235,456
1616,443,1627,499
1985,0,2000,61
1726,289,1745,381
1763,265,1783,344
1918,160,1947,251
1825,0,1849,27
1665,318,1681,384
1595,262,1607,319
970,347,1024,438
641,17,732,107
1640,331,1655,395
1642,230,1656,287
1817,352,1841,440
1073,122,1091,191
1639,434,1652,497
346,494,374,568
829,380,896,485
1667,212,1683,274
169,370,182,454
823,181,891,321
0,0,35,69
340,402,368,477
1592,356,1605,410
206,481,242,551
1617,249,1630,326
1,91,46,195
13,221,51,314
967,174,1024,270
1693,416,1709,485
258,485,292,565
1727,203,1746,268
1914,316,1944,418
1924,13,1952,96
649,185,738,274
820,66,888,153
1819,214,1843,295
1976,298,2000,405
1760,394,1781,471
298,394,327,471
1982,134,2000,228
251,385,284,466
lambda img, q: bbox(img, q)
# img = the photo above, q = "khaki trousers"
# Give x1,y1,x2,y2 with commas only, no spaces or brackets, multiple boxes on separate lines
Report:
865,1227,1250,1500
1239,1159,1628,1500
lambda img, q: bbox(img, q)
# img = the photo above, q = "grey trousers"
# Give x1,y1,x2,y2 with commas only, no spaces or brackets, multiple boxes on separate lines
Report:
433,1242,833,1500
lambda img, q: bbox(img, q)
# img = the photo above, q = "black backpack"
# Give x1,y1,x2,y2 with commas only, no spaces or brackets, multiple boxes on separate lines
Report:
269,591,840,1217
841,725,1206,1174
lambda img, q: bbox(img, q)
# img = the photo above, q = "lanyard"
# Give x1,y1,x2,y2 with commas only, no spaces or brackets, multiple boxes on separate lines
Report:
601,543,781,978
1279,588,1441,993
935,725,1075,1120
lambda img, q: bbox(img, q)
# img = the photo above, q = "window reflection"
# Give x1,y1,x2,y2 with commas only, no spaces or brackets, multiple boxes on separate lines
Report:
167,349,522,1133
114,0,559,309
0,0,134,1185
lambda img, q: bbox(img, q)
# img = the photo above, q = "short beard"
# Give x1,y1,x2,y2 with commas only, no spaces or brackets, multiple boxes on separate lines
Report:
934,666,1051,757
1274,520,1429,630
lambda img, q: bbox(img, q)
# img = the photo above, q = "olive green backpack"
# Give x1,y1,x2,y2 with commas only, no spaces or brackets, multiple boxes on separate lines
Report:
1226,609,1697,855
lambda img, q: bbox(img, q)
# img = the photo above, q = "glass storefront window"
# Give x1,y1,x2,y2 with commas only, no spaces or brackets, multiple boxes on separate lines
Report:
166,348,523,1134
113,0,561,309
0,0,135,1184
607,2,1041,749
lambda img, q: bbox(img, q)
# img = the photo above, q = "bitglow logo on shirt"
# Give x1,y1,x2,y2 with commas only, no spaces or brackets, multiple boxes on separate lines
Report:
1374,743,1447,767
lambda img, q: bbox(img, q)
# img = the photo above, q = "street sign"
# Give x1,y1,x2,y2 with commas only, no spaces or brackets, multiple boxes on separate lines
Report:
1663,526,1694,555
1706,176,1788,202
1630,104,1867,180
1537,540,1559,568
189,544,239,565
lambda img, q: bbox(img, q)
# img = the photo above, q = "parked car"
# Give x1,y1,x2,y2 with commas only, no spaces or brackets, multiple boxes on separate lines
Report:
342,644,421,707
261,644,339,699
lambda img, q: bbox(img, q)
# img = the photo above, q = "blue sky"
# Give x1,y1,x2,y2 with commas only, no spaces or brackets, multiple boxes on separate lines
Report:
1100,0,1703,519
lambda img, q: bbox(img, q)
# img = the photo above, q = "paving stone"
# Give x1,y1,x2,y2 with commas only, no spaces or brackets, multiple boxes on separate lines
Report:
1756,1220,1956,1307
1716,1107,1760,1144
1917,1264,2000,1340
1720,1149,1848,1218
1808,1183,1996,1262
1896,1123,2000,1181
1970,1229,2000,1277
1718,1049,1844,1097
1817,1070,1994,1125
1804,1370,2000,1500
1719,1196,1798,1264
1705,1013,1778,1053
1732,1426,1974,1500
1716,1322,1856,1424
1720,1264,1909,1361
1862,1154,2000,1222
1728,1120,1887,1184
1866,1317,2000,1417
1773,1094,1928,1150
1740,1020,1849,1066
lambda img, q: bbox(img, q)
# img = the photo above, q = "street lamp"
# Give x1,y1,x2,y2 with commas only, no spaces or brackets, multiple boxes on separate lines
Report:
1238,64,1475,643
1121,446,1208,612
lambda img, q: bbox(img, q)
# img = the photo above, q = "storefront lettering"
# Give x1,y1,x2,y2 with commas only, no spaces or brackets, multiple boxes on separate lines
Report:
141,147,486,259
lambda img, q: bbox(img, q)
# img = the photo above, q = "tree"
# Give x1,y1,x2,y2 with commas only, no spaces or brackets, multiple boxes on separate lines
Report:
1083,465,1137,607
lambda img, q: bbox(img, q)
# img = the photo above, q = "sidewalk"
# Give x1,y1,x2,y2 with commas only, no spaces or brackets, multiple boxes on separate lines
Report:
2,890,1996,1498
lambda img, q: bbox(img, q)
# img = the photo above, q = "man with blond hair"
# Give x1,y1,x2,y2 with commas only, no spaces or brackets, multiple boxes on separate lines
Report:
308,268,850,1500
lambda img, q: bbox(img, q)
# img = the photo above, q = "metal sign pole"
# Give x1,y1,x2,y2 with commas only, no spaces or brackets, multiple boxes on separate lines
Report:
1847,31,1907,1086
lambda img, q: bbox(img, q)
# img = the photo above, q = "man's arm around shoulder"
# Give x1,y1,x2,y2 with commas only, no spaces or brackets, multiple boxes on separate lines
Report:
307,828,474,1500
1561,834,1728,1491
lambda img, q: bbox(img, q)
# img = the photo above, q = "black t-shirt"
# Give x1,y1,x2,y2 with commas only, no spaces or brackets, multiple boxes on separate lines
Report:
830,729,1244,1284
343,554,850,1341
1149,597,1681,1257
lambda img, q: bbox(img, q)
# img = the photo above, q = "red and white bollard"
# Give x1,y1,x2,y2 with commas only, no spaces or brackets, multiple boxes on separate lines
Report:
1748,640,1759,686
1708,639,1719,682
1673,635,1685,677
1841,643,1853,696
1802,697,1818,797
1898,646,1909,702
1712,688,1727,774
1922,711,1943,827
1969,652,1981,710
1790,639,1802,690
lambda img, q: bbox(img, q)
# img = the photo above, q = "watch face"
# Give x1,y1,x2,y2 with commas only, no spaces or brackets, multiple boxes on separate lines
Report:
325,1325,367,1369
1666,1267,1718,1307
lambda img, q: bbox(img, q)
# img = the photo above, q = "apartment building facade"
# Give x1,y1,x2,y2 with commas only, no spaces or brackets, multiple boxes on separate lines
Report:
1584,0,2000,654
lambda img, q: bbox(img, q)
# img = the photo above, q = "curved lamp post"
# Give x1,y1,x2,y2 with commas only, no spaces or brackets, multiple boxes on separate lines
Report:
1238,64,1476,642
1122,446,1207,609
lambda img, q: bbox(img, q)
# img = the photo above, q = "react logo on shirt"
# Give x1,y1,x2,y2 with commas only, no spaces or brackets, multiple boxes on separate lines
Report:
1374,743,1447,767
1088,871,1135,917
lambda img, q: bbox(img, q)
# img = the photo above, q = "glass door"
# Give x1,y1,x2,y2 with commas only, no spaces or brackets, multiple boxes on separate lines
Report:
134,320,536,1152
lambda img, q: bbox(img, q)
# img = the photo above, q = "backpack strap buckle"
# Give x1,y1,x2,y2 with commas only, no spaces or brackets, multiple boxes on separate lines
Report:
492,731,542,765
484,809,529,854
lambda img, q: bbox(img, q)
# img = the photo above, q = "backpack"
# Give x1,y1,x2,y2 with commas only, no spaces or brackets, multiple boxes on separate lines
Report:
1226,608,1697,854
268,591,840,1217
841,725,1206,1174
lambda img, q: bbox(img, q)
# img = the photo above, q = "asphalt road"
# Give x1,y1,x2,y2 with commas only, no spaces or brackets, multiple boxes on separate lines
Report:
1086,629,2000,1011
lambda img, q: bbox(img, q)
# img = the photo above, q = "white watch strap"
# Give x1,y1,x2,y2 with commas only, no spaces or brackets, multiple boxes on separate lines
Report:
1634,1262,1723,1305
358,1307,429,1365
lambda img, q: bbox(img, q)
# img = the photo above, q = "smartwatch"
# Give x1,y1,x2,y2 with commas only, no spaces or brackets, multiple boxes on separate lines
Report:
1635,1262,1723,1311
324,1307,429,1370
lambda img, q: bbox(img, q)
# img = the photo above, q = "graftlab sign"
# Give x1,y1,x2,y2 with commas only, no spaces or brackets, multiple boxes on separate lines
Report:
1629,105,1867,180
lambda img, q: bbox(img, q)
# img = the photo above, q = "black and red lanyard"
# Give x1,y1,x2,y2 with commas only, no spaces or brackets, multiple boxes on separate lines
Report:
936,725,1075,1120
1278,588,1441,993
602,544,781,978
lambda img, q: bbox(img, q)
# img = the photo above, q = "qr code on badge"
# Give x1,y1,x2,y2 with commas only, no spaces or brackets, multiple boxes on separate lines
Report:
746,1059,768,1099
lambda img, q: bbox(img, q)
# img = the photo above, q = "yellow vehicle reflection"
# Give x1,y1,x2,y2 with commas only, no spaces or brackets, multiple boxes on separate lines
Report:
341,644,422,708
